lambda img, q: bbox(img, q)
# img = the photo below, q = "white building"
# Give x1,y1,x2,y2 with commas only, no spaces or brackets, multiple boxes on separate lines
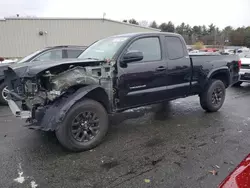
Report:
0,17,159,58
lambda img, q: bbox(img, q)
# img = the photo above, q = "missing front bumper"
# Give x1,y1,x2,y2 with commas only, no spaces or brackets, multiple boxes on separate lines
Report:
7,99,31,118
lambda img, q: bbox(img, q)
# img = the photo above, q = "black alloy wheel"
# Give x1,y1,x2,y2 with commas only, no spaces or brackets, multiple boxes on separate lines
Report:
56,99,109,152
71,111,100,142
211,87,223,106
200,79,226,112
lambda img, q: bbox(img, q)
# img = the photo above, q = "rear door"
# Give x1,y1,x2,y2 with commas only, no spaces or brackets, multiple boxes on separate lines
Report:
117,36,168,109
164,36,192,98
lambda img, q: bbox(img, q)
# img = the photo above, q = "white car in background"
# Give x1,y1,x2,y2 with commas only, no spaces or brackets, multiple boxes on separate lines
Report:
0,58,19,64
189,50,200,54
223,49,235,55
237,47,250,54
234,53,250,86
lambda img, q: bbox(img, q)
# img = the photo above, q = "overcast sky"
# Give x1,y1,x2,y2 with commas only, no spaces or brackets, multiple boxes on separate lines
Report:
0,0,249,28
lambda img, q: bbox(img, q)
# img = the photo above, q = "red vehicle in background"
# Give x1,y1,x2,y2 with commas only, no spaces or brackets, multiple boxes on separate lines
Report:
219,153,250,188
200,48,218,52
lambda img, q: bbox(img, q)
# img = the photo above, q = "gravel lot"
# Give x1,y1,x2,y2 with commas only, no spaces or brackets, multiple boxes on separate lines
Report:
1,85,250,188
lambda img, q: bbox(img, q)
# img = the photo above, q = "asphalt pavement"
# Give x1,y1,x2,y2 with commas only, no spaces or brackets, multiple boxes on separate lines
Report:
1,85,250,188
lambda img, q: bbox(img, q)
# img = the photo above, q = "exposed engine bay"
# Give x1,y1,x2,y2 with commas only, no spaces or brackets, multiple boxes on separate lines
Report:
4,61,115,129
25,65,113,108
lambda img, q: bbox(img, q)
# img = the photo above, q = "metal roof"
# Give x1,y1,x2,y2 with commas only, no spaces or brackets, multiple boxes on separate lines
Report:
2,17,160,31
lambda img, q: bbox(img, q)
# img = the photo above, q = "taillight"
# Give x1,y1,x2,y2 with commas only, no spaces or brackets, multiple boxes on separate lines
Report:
238,59,241,69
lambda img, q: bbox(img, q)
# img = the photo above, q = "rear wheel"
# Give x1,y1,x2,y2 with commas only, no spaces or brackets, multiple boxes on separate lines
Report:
232,81,242,87
0,82,8,105
200,79,226,112
56,99,109,152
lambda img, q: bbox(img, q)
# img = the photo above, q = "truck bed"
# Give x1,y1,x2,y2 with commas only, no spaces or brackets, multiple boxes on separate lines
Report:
190,54,240,85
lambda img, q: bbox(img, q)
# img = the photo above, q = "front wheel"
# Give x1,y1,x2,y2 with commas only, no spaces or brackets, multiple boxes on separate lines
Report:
200,79,226,112
0,83,8,105
56,99,109,152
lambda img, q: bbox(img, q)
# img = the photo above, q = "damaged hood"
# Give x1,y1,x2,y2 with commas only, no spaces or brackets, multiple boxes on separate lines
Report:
7,58,105,77
0,64,10,78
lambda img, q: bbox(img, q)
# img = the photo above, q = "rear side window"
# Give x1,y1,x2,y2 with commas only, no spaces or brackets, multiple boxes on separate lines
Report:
66,49,83,58
33,50,63,61
165,37,184,60
127,37,161,62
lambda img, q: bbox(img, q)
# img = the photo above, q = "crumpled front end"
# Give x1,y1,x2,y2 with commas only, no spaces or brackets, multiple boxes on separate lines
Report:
4,64,113,131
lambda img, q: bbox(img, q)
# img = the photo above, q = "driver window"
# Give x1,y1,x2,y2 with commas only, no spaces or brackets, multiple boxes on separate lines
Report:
127,37,161,62
33,50,63,61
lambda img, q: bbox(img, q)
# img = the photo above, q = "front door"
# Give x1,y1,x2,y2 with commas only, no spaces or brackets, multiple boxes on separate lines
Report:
116,36,168,109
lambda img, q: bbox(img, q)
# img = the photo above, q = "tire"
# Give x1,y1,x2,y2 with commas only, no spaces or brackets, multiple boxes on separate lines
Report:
56,99,109,152
232,81,242,87
0,82,8,105
200,79,226,112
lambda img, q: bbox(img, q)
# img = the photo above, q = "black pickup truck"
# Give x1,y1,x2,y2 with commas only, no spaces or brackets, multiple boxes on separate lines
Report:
4,32,240,151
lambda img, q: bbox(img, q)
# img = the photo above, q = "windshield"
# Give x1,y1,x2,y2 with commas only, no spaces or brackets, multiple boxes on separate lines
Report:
17,50,43,64
78,36,129,60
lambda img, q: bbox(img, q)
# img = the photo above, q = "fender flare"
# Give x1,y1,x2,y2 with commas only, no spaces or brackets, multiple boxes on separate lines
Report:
207,66,229,78
37,85,106,131
206,66,230,84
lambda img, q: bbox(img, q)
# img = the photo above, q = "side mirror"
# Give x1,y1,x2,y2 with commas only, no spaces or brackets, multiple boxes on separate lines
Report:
122,51,143,64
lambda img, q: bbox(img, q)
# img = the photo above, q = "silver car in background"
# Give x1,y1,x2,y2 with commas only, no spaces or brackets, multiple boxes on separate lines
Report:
234,53,250,86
